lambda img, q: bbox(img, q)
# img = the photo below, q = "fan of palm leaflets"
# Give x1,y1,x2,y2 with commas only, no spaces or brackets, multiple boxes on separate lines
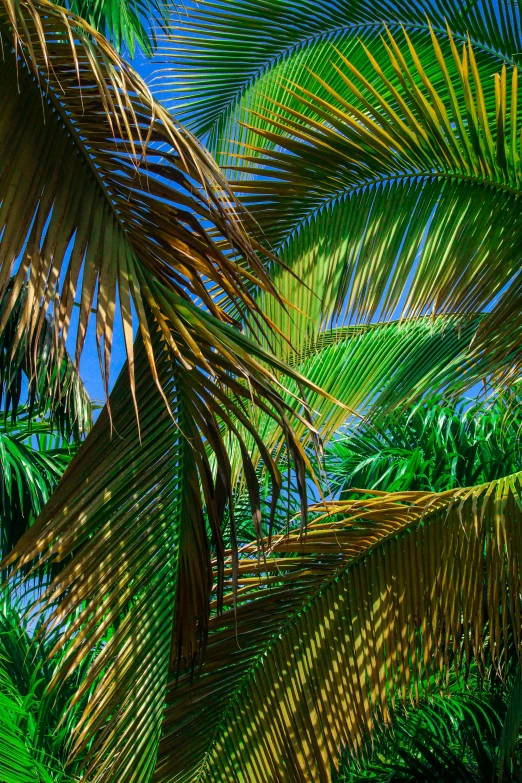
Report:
0,1,342,779
155,474,522,782
155,1,522,382
227,26,522,381
222,314,489,489
336,664,522,781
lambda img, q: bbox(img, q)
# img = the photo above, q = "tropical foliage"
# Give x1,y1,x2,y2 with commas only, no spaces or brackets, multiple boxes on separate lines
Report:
1,0,522,780
336,665,522,782
325,391,522,498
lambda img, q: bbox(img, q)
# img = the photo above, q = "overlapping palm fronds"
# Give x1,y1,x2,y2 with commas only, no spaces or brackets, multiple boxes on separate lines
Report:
326,391,522,498
155,3,522,388
336,665,522,781
222,315,491,489
0,1,343,778
154,0,522,143
154,474,522,782
225,28,522,379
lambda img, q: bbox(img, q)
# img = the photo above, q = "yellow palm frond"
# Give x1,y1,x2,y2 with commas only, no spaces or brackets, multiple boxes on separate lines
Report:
155,473,522,782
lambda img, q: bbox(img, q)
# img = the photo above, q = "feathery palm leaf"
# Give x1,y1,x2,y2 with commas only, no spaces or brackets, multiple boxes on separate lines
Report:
228,28,522,377
336,665,522,781
0,281,91,439
224,315,489,494
154,0,522,142
154,474,522,782
64,0,170,57
0,0,304,415
326,391,522,497
157,8,522,386
0,408,77,558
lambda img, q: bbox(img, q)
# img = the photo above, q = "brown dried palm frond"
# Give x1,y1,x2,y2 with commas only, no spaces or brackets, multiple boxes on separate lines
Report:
155,474,522,782
0,2,347,779
0,0,303,412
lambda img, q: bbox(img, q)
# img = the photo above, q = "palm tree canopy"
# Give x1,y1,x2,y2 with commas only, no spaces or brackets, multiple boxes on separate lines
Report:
155,1,522,390
154,474,522,782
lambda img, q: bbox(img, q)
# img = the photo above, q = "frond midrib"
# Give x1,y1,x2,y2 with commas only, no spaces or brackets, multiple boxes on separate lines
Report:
246,169,522,253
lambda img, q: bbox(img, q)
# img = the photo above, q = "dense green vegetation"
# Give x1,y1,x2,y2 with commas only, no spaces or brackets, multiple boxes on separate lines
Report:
1,0,522,780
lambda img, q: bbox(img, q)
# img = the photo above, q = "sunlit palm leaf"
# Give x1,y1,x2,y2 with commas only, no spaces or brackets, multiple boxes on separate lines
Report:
224,27,522,382
2,306,334,780
0,0,291,415
3,333,198,781
154,474,522,782
65,0,170,56
0,281,91,439
225,314,488,488
154,0,522,142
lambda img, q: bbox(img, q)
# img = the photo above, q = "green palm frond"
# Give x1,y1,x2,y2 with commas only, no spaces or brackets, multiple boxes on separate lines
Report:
0,408,76,558
223,315,490,490
223,27,522,382
325,391,522,497
154,474,522,782
336,665,522,782
0,590,100,782
153,0,522,141
65,0,170,57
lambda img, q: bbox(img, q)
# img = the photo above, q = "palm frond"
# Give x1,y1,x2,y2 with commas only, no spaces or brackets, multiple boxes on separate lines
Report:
0,0,295,418
0,281,91,439
154,473,522,782
3,333,191,781
65,0,170,57
337,664,521,781
0,407,76,558
1,312,332,780
325,391,522,497
0,589,98,782
226,27,522,382
153,0,522,140
224,315,490,491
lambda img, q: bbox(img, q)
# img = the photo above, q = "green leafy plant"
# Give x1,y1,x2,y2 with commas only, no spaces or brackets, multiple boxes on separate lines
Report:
336,666,522,782
325,392,522,498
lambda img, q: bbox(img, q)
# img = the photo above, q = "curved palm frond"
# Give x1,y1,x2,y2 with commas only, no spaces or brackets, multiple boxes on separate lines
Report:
154,473,522,782
222,27,522,382
154,0,522,142
336,664,522,781
325,391,522,497
0,0,306,416
224,314,489,490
